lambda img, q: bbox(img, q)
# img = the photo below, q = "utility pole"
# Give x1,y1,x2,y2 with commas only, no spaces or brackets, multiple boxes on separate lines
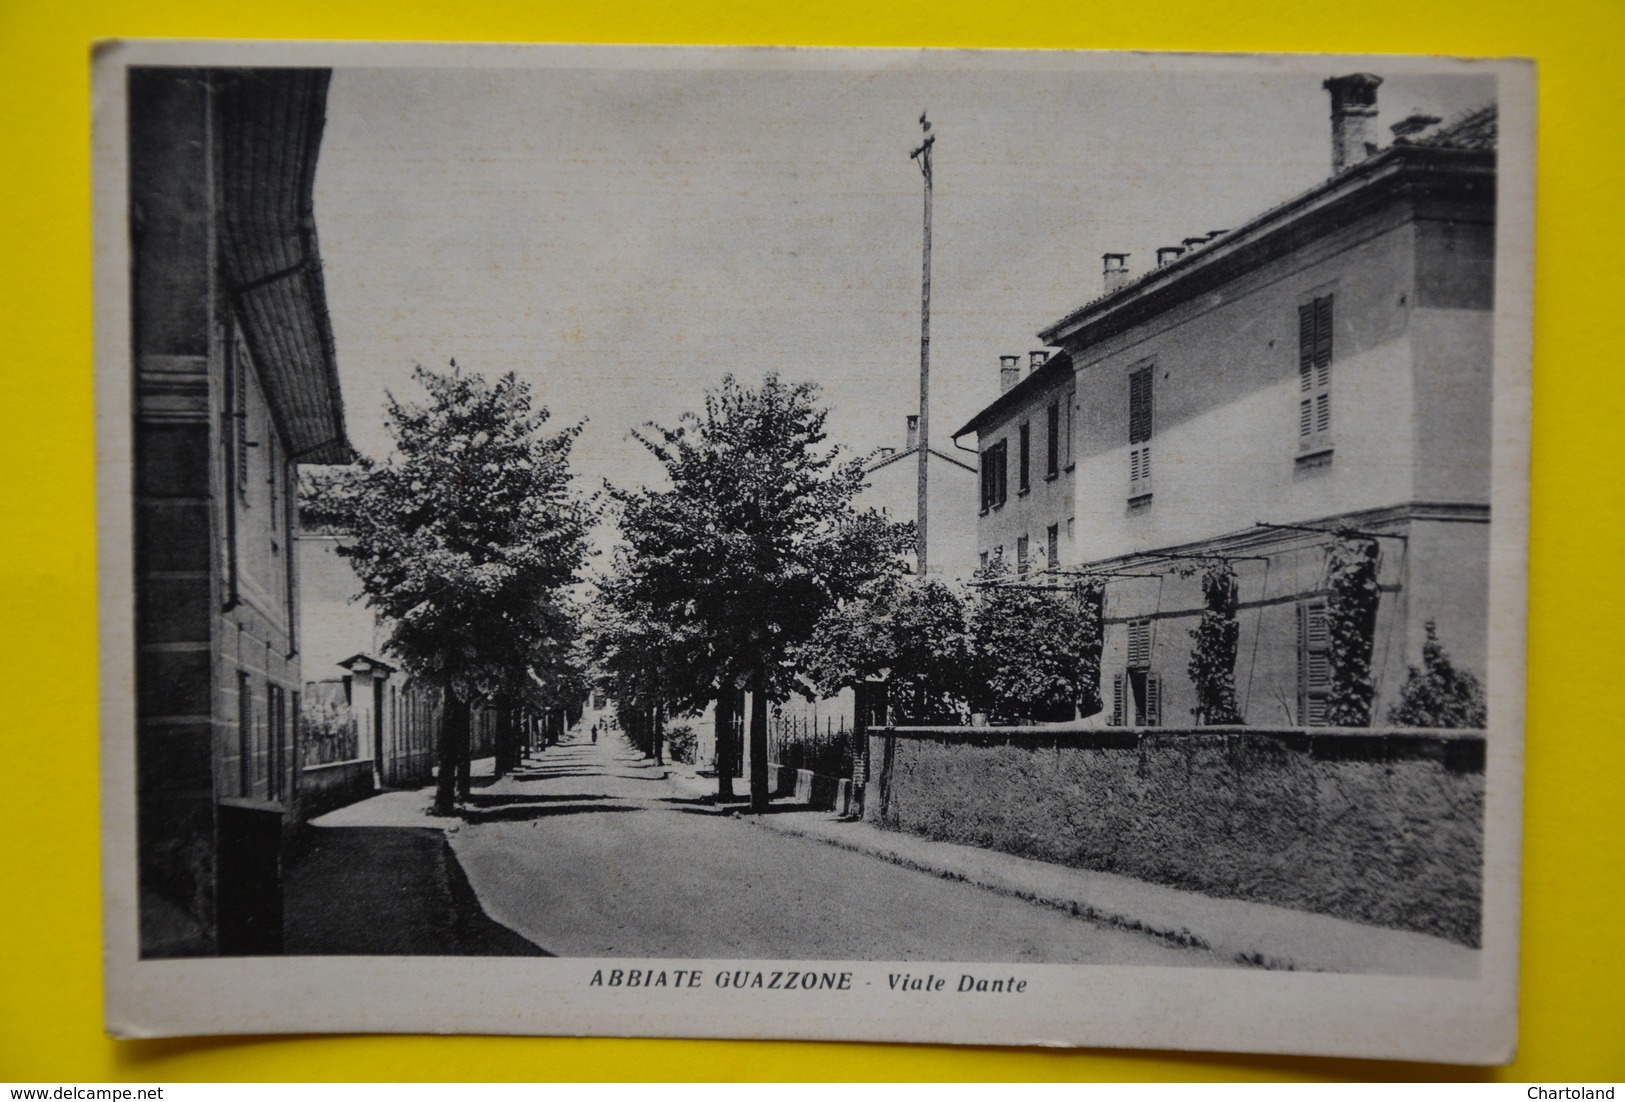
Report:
910,112,935,577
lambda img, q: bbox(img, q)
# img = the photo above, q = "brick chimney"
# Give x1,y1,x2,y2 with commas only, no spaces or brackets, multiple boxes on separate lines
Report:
999,355,1021,393
1324,73,1383,174
1029,350,1049,372
906,414,919,451
1156,245,1185,268
1102,253,1130,293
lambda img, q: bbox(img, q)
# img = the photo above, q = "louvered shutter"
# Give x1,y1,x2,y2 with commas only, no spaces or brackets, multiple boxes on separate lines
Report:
1128,620,1152,668
1046,401,1060,477
1297,295,1333,451
1297,600,1332,726
1128,367,1153,496
1144,673,1162,727
1111,673,1125,726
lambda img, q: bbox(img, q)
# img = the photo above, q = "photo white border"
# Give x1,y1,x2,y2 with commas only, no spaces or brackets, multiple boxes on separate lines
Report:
94,39,1534,1062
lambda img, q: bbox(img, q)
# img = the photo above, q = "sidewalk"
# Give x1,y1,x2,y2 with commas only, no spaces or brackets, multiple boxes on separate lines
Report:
286,756,548,956
661,760,1479,977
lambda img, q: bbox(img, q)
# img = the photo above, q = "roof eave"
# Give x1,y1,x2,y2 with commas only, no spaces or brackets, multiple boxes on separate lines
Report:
1038,143,1493,347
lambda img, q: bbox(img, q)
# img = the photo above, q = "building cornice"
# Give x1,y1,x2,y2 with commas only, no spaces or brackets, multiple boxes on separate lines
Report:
1038,144,1495,351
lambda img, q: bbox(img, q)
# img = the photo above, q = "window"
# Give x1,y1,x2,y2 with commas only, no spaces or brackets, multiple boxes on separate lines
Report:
233,333,253,502
1127,619,1153,669
1110,673,1163,726
1064,388,1075,467
1298,294,1333,453
1016,535,1029,575
1045,401,1060,479
1128,365,1154,499
1018,422,1031,493
237,672,253,797
1111,621,1162,727
267,435,281,555
1046,524,1059,569
1297,599,1332,726
267,684,285,802
980,440,1009,511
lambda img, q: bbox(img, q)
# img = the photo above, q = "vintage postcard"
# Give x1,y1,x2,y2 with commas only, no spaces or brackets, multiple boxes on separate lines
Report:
94,40,1533,1061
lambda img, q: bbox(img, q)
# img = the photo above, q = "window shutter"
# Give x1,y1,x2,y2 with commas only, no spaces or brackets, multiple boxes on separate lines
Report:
1046,524,1059,569
1297,295,1333,450
1145,673,1162,727
1046,402,1060,477
1128,620,1151,668
1129,367,1153,444
1297,599,1332,726
235,343,250,496
1017,535,1029,575
1111,673,1125,726
1064,389,1075,466
1314,294,1334,383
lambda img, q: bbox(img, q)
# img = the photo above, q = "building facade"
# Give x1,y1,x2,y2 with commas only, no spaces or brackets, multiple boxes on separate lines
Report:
131,68,349,956
955,76,1496,729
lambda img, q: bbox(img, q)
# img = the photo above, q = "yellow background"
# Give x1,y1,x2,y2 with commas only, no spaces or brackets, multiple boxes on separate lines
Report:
2,0,1620,1082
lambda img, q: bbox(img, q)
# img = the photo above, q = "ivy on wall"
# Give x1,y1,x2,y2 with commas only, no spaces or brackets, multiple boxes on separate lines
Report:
1182,560,1243,725
1324,532,1381,726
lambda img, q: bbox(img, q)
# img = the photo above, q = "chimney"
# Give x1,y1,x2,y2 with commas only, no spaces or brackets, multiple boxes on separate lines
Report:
1182,236,1208,250
905,415,919,451
1324,72,1384,174
1102,253,1130,293
1390,110,1442,143
1156,245,1185,268
1029,350,1049,372
999,355,1022,393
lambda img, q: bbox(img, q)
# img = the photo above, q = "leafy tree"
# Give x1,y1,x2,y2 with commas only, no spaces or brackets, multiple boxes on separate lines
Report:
1388,620,1487,728
606,373,912,811
583,564,712,767
969,562,1103,723
305,363,591,814
798,574,972,724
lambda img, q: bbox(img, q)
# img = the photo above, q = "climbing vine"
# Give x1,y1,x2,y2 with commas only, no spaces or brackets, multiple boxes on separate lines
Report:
1073,580,1106,719
1181,560,1243,725
1324,532,1381,726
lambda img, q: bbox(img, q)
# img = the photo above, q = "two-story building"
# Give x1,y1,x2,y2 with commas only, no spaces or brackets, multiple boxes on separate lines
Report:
954,75,1496,729
131,68,349,956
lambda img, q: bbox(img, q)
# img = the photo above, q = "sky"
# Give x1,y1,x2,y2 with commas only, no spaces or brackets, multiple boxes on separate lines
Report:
311,54,1494,525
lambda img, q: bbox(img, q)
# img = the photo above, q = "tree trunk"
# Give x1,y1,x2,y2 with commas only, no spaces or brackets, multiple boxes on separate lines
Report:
714,693,735,801
749,677,770,814
455,702,472,801
432,684,459,816
493,708,510,778
653,699,665,766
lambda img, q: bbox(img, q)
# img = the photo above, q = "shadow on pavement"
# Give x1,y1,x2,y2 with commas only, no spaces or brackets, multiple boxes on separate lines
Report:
463,791,619,808
458,802,641,825
285,826,548,956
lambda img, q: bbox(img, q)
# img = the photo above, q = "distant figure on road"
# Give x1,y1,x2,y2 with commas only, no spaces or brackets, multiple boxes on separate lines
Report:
591,723,598,744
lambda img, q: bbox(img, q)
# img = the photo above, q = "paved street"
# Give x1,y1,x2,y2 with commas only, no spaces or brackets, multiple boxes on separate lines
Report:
304,730,1232,965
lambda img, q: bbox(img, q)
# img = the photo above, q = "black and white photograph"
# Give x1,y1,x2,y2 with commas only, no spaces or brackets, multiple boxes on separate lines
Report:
95,41,1533,1060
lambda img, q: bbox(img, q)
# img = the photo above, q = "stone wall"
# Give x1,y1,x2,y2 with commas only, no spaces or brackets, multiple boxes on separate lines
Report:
866,724,1484,945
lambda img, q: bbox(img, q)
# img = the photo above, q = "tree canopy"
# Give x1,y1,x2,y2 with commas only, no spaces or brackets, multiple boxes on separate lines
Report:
602,373,913,807
305,363,592,810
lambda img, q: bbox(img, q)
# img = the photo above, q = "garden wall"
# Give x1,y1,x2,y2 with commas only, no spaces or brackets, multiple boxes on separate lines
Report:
297,759,376,822
865,725,1484,946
